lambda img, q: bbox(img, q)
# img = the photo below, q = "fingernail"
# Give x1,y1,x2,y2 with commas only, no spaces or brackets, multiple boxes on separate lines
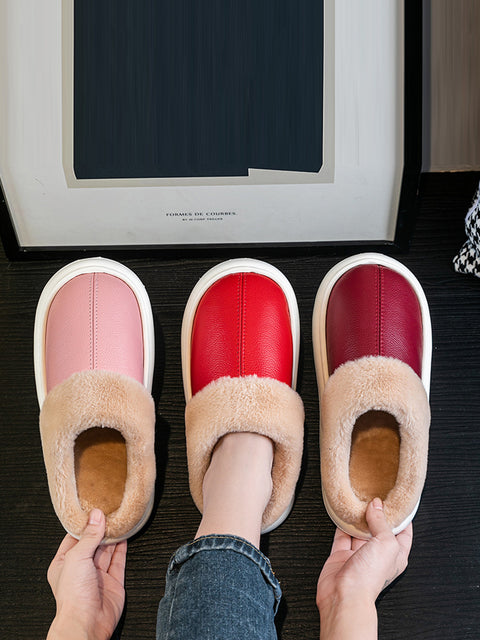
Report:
372,497,383,510
88,509,102,525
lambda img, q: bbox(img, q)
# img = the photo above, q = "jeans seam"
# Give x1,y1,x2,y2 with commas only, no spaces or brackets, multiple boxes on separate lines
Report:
166,578,177,640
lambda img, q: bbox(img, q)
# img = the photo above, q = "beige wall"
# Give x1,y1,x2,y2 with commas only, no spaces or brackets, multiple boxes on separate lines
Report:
425,0,480,171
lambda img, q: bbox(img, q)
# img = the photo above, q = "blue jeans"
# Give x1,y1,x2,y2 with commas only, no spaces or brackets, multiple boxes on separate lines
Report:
156,535,282,640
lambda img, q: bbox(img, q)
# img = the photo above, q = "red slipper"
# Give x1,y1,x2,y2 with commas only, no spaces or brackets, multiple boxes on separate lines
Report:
313,253,432,538
181,259,304,533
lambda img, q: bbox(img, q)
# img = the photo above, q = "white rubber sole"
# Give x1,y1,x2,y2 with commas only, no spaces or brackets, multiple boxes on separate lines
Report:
181,258,301,402
312,253,432,538
261,494,296,535
34,257,155,408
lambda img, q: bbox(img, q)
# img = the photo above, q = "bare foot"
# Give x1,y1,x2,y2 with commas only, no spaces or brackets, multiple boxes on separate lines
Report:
195,432,274,547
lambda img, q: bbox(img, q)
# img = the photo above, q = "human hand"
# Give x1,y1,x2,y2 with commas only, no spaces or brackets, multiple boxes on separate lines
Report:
47,509,127,640
316,498,413,639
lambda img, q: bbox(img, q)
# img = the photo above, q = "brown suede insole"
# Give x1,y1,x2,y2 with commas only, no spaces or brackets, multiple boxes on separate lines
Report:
349,410,400,501
74,427,127,515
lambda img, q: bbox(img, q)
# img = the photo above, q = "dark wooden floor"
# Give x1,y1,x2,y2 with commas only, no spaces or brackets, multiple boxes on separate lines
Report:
1,172,479,639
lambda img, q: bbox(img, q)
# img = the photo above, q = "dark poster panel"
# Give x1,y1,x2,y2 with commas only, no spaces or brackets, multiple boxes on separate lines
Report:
74,0,324,179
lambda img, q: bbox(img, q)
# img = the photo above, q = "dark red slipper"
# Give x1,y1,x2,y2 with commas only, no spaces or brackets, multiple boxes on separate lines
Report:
313,253,432,538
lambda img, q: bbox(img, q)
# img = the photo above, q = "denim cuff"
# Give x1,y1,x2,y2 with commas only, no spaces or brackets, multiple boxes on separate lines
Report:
167,534,282,613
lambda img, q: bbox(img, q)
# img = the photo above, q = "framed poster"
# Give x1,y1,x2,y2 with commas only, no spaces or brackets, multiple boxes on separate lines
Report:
0,0,421,258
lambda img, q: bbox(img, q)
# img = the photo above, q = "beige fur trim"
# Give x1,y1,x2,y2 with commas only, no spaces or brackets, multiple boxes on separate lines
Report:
185,375,304,531
321,356,430,536
40,370,156,542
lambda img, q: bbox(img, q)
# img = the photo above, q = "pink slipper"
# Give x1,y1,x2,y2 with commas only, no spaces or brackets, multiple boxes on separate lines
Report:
313,253,432,538
34,258,155,542
181,259,304,533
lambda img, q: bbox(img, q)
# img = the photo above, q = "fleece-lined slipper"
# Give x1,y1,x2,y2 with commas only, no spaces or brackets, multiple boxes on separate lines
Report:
181,259,304,533
313,253,432,539
34,257,156,543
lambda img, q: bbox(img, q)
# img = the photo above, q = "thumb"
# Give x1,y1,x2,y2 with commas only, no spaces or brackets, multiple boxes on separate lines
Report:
74,509,106,558
365,498,391,538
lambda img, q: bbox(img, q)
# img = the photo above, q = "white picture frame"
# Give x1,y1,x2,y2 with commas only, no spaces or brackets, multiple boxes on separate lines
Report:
0,0,421,257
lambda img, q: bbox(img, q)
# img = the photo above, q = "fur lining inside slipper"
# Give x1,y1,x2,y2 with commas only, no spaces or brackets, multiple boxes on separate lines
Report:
321,356,430,536
185,375,304,531
40,370,156,541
